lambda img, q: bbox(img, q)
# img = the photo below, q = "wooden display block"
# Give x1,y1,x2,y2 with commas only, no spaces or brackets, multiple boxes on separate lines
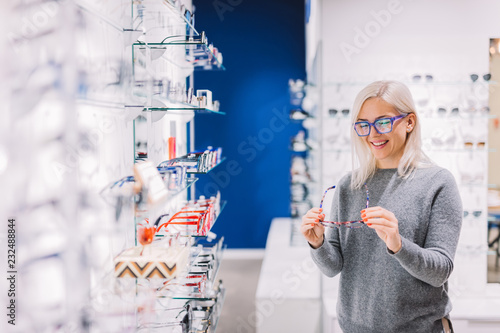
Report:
114,245,189,279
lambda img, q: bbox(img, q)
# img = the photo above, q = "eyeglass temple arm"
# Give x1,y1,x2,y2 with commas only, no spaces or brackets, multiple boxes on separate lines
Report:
319,185,336,209
319,183,369,218
154,213,170,227
364,183,369,209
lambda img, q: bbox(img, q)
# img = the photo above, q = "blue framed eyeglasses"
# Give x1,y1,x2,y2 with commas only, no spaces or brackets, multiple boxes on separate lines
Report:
319,184,369,229
353,114,407,137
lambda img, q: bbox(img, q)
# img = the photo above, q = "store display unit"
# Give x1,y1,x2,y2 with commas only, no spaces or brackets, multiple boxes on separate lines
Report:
99,1,228,332
288,79,321,247
3,0,226,332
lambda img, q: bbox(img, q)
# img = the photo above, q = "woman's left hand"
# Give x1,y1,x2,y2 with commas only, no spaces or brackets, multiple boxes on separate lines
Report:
361,206,402,253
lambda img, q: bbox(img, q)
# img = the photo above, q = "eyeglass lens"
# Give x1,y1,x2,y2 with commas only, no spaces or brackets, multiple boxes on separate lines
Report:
319,184,369,228
463,210,482,218
329,109,350,117
355,118,393,136
470,73,491,82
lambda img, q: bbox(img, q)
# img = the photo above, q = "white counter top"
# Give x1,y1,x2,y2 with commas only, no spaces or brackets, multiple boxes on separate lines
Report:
256,218,321,300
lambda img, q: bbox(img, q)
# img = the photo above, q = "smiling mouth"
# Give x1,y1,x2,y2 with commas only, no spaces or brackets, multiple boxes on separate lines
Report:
371,140,388,148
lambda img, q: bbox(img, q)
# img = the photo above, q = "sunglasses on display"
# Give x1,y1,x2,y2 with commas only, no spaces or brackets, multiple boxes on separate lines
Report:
329,108,350,117
160,274,208,293
353,114,407,137
464,141,486,149
437,107,459,116
465,106,490,115
464,210,482,218
288,79,306,106
470,73,491,82
318,184,369,229
290,109,310,120
412,74,434,82
139,311,191,333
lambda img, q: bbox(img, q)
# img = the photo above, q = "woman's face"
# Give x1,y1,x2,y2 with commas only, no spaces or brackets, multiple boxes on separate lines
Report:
357,97,415,169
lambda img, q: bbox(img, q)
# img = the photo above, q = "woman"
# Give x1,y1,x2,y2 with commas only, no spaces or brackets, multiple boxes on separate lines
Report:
301,81,462,333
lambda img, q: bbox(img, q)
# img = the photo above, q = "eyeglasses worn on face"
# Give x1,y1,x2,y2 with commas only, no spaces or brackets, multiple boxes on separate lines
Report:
319,184,369,228
353,114,408,137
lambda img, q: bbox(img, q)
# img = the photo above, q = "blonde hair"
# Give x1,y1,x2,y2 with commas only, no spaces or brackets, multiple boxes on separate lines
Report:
350,80,433,189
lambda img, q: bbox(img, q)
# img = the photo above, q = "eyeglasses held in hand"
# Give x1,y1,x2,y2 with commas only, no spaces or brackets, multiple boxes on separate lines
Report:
353,114,407,137
318,184,369,228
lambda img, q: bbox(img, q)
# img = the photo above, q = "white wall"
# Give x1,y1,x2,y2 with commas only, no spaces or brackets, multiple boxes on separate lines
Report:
320,0,500,82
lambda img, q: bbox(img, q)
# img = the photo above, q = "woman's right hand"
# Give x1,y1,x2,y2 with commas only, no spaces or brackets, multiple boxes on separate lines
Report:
301,207,325,249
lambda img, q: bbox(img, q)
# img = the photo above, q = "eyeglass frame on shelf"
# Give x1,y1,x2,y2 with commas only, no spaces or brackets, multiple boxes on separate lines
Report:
353,114,407,137
318,184,369,229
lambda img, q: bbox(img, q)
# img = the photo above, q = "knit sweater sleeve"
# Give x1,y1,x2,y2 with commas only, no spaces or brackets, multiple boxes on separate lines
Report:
389,169,463,287
310,229,344,277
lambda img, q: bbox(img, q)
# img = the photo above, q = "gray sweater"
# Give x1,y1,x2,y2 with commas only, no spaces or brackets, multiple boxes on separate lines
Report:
311,166,462,333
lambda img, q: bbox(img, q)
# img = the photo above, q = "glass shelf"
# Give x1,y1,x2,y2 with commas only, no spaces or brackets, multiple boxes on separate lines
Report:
191,285,226,333
290,147,312,153
152,238,224,300
77,97,224,118
459,182,488,187
310,81,499,87
132,0,200,37
291,199,311,204
76,98,145,110
425,148,496,153
100,176,198,207
133,32,225,71
76,0,142,36
187,157,226,174
290,116,315,122
421,114,498,120
323,148,495,153
291,180,317,185
134,83,225,115
157,277,225,301
158,157,226,174
322,149,352,153
76,98,126,109
145,105,225,115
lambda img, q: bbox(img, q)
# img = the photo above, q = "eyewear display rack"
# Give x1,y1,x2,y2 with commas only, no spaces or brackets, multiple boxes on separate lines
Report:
288,80,321,247
301,1,500,332
2,0,226,332
99,1,228,332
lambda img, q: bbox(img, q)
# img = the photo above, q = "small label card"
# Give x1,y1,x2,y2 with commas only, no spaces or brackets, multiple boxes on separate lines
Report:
134,160,168,206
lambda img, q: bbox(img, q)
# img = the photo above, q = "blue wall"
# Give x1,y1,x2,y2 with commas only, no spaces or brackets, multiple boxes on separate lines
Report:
193,0,305,248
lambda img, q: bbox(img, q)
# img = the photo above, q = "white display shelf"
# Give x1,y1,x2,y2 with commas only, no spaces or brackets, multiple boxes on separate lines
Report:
255,218,321,333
